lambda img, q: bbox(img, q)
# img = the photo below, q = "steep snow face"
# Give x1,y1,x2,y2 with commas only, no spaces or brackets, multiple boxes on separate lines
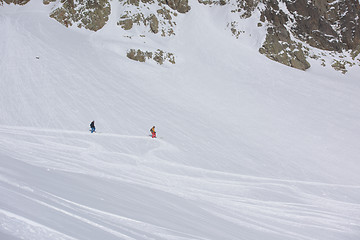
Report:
1,2,360,240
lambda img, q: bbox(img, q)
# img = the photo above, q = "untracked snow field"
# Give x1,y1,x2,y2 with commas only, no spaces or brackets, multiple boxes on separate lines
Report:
1,2,360,240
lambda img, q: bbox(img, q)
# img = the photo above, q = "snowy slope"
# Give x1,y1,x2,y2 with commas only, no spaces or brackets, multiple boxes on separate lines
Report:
1,1,360,240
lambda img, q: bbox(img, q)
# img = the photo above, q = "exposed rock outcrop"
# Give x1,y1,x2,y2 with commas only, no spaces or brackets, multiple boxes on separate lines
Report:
148,14,159,34
286,0,360,52
211,0,360,72
49,0,111,32
160,0,191,13
259,26,310,70
117,0,186,37
127,49,175,64
43,0,56,5
1,0,30,5
257,2,309,70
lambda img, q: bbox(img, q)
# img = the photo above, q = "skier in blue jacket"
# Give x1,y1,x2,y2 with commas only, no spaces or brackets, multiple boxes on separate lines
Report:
90,121,96,133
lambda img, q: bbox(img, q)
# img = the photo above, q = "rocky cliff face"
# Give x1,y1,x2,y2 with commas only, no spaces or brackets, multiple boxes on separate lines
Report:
221,0,360,72
48,0,111,32
2,0,359,72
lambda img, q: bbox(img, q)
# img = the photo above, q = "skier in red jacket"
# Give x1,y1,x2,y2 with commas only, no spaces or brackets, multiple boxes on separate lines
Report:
150,126,156,138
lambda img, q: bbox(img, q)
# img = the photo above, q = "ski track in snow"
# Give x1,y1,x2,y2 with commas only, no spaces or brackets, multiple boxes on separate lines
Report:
0,126,359,240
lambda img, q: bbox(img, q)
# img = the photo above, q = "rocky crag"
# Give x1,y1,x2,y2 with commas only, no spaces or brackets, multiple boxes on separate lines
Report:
211,0,360,73
2,0,359,72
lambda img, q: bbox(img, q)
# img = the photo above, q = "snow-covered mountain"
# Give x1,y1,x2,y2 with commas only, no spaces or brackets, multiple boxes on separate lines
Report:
1,1,360,240
2,0,360,72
